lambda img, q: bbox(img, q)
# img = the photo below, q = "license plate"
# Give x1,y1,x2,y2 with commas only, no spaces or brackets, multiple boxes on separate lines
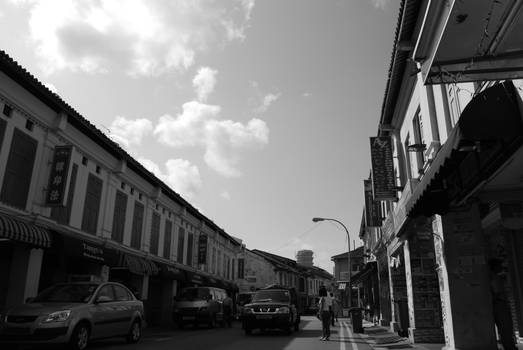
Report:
256,315,272,319
182,316,195,320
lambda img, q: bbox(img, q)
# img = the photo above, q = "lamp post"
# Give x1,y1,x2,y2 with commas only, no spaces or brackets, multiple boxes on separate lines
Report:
312,217,352,309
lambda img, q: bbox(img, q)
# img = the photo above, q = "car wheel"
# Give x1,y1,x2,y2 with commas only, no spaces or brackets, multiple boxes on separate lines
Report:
69,323,90,350
126,319,141,344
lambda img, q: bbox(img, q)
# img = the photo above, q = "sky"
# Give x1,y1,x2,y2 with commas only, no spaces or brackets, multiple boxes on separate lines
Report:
0,0,400,272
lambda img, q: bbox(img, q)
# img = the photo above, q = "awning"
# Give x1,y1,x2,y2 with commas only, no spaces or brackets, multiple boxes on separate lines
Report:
350,262,377,286
118,253,159,276
406,82,523,217
0,213,51,248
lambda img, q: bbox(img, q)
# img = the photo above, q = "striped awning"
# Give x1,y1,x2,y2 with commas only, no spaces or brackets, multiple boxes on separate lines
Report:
0,213,51,248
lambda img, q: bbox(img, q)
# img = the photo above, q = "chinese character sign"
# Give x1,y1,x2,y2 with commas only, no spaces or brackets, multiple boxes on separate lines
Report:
197,234,208,264
369,137,397,201
46,145,73,206
364,179,381,227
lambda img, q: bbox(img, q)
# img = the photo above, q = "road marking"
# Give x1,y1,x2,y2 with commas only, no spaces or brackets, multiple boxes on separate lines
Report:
340,321,360,350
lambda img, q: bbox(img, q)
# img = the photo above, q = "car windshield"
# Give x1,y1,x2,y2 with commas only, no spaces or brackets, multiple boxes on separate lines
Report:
252,290,290,303
178,288,210,301
33,284,98,303
238,293,253,305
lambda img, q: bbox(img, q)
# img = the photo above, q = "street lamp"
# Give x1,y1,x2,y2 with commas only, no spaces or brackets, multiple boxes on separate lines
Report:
312,217,352,309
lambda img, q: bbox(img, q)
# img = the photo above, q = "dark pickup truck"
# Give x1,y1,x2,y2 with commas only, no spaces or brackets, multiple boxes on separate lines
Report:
242,285,301,335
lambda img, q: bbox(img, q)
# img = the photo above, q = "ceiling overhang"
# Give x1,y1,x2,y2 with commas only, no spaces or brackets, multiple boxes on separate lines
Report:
414,0,523,84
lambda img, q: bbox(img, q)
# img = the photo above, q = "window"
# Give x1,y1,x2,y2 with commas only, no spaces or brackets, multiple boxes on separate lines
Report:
51,164,78,224
0,128,37,209
113,285,130,301
81,173,103,234
186,233,194,267
2,104,12,117
111,190,127,243
412,110,426,175
404,134,412,180
177,227,185,264
130,201,144,249
96,285,115,302
163,220,172,259
150,212,161,255
447,84,461,126
0,118,6,152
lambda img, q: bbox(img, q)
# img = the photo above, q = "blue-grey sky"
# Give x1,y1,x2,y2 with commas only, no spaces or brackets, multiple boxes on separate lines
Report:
0,0,399,271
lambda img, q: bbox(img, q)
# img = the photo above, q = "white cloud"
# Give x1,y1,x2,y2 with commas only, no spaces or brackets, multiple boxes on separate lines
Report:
154,100,269,178
108,116,153,149
138,157,202,199
255,92,281,114
15,0,255,76
220,191,231,200
193,67,218,102
371,0,390,10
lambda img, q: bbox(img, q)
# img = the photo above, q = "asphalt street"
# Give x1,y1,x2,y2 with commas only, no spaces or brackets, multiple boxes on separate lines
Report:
85,316,373,350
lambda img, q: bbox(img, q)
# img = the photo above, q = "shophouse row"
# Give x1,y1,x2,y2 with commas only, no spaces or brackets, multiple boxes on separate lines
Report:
354,1,523,350
0,49,333,326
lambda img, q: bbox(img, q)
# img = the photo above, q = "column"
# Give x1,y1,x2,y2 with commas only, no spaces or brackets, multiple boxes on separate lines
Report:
404,230,444,343
6,246,43,308
433,203,497,350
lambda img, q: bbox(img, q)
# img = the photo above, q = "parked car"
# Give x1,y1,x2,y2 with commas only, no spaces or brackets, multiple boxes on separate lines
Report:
0,281,144,350
172,286,226,328
242,285,301,335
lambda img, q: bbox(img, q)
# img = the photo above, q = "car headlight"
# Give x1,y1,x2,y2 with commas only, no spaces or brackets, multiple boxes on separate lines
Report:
42,310,71,323
243,307,253,314
276,307,290,314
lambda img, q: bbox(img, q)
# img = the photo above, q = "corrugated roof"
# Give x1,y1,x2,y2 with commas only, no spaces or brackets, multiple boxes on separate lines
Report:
0,50,239,246
378,0,423,134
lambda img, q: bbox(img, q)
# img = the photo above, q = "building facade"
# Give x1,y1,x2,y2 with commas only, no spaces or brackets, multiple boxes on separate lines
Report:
360,1,523,348
331,246,365,308
0,50,242,326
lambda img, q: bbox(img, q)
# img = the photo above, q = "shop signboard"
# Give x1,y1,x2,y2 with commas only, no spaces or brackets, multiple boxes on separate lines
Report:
161,264,185,280
198,234,208,264
370,137,397,200
63,236,118,265
46,145,73,206
364,179,381,227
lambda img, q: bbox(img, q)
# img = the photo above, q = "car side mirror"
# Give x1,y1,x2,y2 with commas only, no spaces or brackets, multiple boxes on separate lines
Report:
25,297,35,303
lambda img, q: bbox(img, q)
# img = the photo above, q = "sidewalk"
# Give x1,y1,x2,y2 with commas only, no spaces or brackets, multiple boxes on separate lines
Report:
350,319,443,350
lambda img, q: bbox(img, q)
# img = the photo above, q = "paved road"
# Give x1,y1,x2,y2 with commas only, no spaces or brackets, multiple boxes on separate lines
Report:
86,316,373,350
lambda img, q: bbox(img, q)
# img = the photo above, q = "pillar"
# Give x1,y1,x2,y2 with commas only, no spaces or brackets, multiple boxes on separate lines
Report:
433,203,497,350
404,230,444,343
6,246,43,308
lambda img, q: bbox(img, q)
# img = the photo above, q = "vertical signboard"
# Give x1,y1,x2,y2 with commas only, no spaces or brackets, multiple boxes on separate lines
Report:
197,234,208,264
238,258,245,279
46,145,73,206
370,137,397,200
364,179,381,226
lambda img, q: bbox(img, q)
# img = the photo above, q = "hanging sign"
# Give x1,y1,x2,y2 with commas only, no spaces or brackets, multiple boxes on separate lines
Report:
46,145,73,206
197,234,208,264
370,137,397,200
364,179,381,227
238,258,245,279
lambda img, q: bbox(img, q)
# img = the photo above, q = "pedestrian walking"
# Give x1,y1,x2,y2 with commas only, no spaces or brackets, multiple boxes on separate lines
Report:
318,286,331,341
222,292,233,327
330,293,340,324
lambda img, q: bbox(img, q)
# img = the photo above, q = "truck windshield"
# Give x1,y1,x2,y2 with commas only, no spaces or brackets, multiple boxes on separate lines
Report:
178,288,210,301
252,290,290,303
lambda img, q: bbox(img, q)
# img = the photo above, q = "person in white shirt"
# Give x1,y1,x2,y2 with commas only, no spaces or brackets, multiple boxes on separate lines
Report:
318,286,331,341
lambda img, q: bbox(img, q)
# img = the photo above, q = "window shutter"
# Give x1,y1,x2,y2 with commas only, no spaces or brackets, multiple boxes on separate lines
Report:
177,227,185,264
51,163,78,224
81,173,103,234
0,118,6,153
163,220,172,259
187,233,194,267
130,201,144,249
0,128,37,209
111,190,128,243
150,212,160,255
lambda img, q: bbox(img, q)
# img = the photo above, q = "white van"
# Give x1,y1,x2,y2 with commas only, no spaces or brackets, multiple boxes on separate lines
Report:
172,287,227,328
